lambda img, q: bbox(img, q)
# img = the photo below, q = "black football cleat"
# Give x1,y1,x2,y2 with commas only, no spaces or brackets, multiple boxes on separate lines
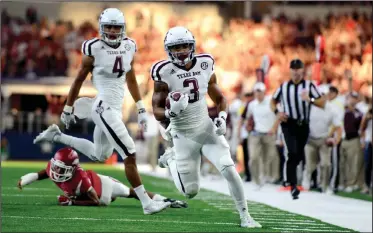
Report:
164,198,188,208
291,187,300,200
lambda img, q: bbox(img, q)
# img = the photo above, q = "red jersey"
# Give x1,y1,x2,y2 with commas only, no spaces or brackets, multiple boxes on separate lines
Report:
46,162,102,199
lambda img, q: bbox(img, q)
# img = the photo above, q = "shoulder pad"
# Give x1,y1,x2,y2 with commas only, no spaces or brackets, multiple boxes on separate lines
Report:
195,53,215,64
123,37,137,52
195,53,215,71
150,60,172,81
81,38,100,57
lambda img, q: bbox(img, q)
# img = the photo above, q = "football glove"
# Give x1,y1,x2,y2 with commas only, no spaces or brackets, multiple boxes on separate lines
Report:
214,111,227,136
58,195,72,206
136,100,148,132
166,93,189,118
60,105,76,129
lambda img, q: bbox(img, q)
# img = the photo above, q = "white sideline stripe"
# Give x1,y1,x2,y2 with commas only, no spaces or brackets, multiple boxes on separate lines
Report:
3,187,55,191
254,217,315,222
259,221,327,226
3,216,238,226
3,194,54,197
271,227,351,232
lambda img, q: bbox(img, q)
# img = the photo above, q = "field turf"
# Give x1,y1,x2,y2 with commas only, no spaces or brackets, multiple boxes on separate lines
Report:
2,162,355,232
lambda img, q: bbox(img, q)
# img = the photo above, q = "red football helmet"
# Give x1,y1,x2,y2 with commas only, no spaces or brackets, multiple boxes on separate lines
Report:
50,148,79,182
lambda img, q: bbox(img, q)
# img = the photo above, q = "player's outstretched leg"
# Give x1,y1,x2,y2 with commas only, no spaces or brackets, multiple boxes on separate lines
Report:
202,144,262,228
33,124,100,161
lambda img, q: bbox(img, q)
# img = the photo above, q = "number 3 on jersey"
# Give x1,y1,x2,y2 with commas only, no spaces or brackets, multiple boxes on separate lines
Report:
112,56,125,78
183,78,199,103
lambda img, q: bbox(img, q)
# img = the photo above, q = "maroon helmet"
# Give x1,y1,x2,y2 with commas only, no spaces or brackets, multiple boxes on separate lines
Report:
50,148,79,182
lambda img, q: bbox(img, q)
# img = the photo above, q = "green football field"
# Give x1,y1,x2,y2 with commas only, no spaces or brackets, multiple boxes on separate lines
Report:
2,162,355,232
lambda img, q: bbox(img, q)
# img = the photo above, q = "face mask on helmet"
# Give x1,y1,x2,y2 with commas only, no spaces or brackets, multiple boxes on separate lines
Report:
166,42,195,66
100,24,125,46
50,158,75,182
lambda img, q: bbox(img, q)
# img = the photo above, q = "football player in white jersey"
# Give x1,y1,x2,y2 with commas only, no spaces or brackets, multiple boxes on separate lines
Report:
33,8,170,215
151,26,261,228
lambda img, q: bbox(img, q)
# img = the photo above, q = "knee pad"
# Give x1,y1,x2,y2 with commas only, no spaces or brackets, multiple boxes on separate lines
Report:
184,183,199,199
218,155,235,172
176,159,200,199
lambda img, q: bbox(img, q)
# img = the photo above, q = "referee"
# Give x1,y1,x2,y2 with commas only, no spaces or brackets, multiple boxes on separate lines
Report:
271,59,325,200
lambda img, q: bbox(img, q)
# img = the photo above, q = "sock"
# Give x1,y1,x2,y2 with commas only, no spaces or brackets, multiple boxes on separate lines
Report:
133,185,152,207
54,133,97,161
168,159,184,194
221,166,249,218
152,194,166,201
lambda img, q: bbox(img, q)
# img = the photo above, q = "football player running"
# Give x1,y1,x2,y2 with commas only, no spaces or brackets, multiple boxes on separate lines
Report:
33,8,170,214
18,148,187,208
151,26,261,228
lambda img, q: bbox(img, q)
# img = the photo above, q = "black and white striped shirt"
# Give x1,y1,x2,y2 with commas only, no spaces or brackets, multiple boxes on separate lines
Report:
273,79,321,122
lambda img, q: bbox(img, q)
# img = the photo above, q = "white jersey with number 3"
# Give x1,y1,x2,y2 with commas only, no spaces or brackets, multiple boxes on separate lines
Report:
82,37,137,112
151,54,215,132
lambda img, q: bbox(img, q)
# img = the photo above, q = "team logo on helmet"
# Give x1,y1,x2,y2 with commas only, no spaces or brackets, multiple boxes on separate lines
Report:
201,62,208,70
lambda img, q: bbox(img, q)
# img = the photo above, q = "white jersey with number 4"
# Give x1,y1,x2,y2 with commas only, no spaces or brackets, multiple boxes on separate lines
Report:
151,54,215,132
82,37,137,112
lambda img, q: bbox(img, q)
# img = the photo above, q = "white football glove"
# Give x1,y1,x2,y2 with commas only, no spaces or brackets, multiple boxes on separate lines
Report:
214,111,227,136
166,93,189,118
61,105,76,129
136,101,148,132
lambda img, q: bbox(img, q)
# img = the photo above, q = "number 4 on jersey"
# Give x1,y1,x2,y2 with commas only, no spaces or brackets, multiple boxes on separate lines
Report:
112,56,125,78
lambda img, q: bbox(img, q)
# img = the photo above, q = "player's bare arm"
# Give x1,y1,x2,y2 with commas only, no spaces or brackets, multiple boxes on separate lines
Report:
207,73,227,112
208,73,228,135
152,81,169,121
126,60,142,103
71,187,101,206
66,55,94,106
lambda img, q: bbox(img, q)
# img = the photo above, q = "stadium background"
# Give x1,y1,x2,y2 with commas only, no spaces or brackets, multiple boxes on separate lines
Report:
1,1,372,179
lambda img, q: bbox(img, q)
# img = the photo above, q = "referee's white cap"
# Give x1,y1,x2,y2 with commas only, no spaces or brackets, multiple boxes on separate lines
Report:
253,82,266,92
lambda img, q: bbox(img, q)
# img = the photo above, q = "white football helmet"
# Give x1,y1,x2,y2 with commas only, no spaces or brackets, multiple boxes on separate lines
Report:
164,26,196,66
99,8,126,46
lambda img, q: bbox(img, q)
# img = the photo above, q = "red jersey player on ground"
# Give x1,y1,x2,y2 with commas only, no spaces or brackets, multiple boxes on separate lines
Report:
18,147,187,208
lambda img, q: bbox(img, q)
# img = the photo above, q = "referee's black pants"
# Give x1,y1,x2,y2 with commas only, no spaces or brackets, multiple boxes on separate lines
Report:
281,119,309,187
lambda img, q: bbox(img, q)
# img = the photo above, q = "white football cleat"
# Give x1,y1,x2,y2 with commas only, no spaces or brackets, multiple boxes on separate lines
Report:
240,215,262,228
143,200,171,215
33,124,61,144
158,147,174,168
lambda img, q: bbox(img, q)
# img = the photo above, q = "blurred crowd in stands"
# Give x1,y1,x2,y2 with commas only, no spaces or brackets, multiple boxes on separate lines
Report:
1,6,372,96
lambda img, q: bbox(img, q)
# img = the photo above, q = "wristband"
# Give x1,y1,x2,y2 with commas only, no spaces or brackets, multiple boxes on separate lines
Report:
136,100,145,110
63,105,73,114
218,111,227,121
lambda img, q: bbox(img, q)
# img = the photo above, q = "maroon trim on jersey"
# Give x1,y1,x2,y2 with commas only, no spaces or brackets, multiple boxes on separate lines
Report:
87,39,100,56
172,57,197,71
156,61,172,81
151,60,167,81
